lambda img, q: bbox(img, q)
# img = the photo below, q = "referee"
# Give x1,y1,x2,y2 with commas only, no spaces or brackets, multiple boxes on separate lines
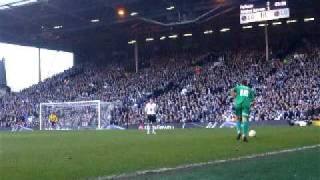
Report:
144,98,157,135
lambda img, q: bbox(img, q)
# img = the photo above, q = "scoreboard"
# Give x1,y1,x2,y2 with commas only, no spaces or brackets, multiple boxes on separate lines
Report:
240,0,290,24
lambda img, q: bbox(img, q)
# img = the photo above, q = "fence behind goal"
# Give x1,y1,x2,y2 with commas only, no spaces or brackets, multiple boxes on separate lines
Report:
39,100,122,130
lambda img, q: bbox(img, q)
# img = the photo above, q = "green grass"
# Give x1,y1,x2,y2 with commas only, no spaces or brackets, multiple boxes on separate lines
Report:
132,147,320,180
0,126,319,180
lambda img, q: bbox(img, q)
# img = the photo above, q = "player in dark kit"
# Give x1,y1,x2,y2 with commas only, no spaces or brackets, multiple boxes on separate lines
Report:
230,80,255,142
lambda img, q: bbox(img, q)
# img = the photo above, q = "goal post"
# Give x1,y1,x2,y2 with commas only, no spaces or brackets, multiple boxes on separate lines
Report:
39,100,101,130
39,100,124,130
98,100,101,130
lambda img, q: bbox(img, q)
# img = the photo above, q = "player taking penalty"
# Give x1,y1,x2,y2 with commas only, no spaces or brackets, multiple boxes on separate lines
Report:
230,80,255,142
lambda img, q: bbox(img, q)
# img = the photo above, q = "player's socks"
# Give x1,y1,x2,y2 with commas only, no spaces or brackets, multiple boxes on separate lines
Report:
147,124,150,134
236,133,241,140
151,124,156,134
242,121,249,137
240,123,248,142
241,119,249,142
243,136,248,142
236,121,241,134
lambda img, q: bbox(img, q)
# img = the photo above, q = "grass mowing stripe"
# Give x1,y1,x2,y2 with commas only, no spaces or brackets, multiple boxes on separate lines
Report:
131,146,320,180
96,144,320,180
0,127,319,180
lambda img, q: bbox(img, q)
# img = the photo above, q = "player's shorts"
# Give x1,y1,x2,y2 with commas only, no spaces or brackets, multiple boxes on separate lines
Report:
147,114,156,123
235,102,251,118
51,121,56,127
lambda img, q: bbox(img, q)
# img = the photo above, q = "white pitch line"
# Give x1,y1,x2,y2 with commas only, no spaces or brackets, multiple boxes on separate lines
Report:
190,123,206,128
90,144,320,180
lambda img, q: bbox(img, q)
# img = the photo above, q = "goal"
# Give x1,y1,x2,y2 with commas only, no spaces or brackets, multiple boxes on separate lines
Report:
39,100,101,130
39,100,124,130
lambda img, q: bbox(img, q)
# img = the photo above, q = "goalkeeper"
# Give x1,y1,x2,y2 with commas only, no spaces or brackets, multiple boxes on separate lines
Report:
49,112,58,129
230,80,255,142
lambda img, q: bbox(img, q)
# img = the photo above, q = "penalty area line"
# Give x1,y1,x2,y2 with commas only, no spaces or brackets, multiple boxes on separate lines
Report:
91,144,320,180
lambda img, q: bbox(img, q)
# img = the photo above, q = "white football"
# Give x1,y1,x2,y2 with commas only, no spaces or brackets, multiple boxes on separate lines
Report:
249,130,256,137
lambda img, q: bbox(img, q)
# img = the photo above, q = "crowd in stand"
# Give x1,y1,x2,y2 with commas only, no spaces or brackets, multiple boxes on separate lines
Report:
0,46,319,129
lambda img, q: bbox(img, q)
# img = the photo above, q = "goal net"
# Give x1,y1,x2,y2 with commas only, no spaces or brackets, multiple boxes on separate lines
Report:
39,100,124,130
100,101,123,127
39,100,101,130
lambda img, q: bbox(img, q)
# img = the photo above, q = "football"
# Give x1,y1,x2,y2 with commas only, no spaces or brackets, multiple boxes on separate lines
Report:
249,130,256,137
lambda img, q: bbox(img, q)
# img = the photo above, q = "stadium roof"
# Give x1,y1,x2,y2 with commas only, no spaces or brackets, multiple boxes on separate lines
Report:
0,0,318,51
0,0,37,7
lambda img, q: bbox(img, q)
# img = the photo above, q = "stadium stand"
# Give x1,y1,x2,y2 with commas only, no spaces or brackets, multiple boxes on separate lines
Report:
0,44,319,129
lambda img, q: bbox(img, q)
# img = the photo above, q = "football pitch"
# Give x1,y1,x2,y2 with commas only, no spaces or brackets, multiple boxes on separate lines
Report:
0,126,319,180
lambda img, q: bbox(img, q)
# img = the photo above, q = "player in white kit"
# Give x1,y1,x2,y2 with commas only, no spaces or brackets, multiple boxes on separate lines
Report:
144,98,157,134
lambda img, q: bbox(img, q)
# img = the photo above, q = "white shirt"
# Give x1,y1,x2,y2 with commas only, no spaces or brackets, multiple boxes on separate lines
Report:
145,102,157,115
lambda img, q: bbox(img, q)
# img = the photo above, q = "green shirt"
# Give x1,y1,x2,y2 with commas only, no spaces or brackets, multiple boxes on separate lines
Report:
234,85,255,105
